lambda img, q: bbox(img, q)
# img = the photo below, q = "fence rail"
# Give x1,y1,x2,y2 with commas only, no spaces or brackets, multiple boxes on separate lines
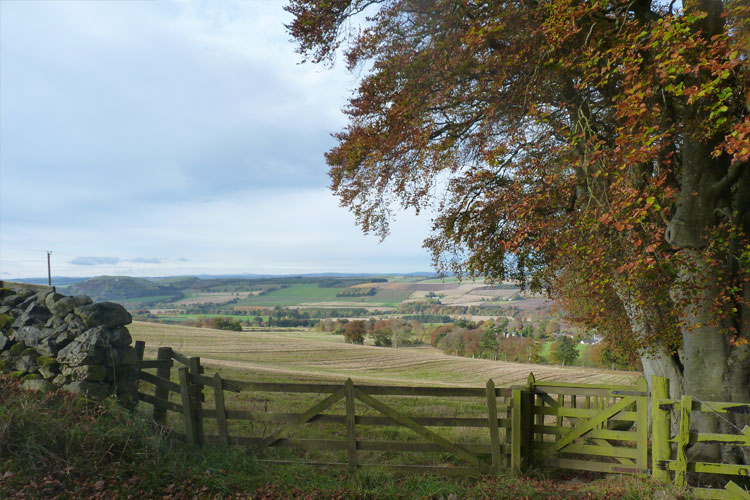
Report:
133,341,750,497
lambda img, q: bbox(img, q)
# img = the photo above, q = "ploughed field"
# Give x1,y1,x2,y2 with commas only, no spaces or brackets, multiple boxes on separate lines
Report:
129,321,637,387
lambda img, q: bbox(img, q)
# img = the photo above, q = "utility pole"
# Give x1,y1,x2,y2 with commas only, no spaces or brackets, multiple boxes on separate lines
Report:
47,251,52,286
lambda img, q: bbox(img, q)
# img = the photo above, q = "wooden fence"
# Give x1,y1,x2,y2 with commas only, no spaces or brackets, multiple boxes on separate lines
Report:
651,377,750,500
132,342,750,498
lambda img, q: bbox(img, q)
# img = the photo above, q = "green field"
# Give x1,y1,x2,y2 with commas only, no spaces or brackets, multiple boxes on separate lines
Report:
236,284,344,306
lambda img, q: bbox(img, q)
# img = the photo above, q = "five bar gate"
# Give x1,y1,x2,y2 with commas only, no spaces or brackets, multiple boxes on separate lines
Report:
133,341,651,477
133,342,750,497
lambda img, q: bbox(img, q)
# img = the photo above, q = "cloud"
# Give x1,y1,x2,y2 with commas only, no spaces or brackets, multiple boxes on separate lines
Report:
129,257,161,264
69,256,120,266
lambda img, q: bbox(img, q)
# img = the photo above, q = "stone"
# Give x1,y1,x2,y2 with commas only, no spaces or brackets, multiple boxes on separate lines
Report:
60,315,86,336
52,373,70,386
2,295,23,308
109,327,132,348
35,290,54,305
57,340,104,366
38,363,59,379
44,292,64,311
22,377,52,392
0,334,11,351
63,381,110,400
12,303,51,329
51,297,77,318
0,306,10,315
14,351,38,373
74,302,132,329
71,364,107,382
76,326,111,347
73,295,93,306
14,326,52,347
18,293,40,311
115,346,138,365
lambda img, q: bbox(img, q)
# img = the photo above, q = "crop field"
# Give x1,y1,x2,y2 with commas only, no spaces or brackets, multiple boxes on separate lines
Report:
129,322,637,387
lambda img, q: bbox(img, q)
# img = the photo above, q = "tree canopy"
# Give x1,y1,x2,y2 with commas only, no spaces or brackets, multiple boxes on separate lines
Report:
285,0,750,443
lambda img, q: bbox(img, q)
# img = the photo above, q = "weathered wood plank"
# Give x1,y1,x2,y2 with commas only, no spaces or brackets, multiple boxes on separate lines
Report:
353,387,480,468
213,372,230,449
535,396,636,462
139,371,181,395
548,443,638,459
486,379,501,474
635,377,648,475
533,405,637,421
541,457,647,475
511,387,522,473
138,359,174,370
170,350,191,366
534,381,639,391
138,392,182,413
189,375,500,398
152,347,172,424
532,425,638,441
178,367,199,446
345,379,358,472
250,389,346,453
651,376,671,483
188,357,204,445
690,430,750,446
692,401,750,415
210,410,500,428
674,395,692,489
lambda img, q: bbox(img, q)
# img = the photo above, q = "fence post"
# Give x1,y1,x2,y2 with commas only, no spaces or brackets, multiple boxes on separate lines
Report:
345,378,358,472
674,395,692,489
524,373,535,465
188,357,204,445
178,367,200,446
213,372,230,449
511,386,523,473
651,376,671,483
486,379,501,474
153,347,172,424
636,377,649,475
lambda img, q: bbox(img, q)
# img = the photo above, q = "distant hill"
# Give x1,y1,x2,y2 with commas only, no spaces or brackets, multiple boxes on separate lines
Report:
66,276,184,302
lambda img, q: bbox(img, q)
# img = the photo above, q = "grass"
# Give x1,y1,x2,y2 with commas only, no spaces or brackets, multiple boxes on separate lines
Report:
129,321,643,478
0,375,685,499
236,284,345,306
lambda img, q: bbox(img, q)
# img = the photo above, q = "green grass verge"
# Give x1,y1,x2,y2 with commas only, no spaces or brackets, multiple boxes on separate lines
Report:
0,375,688,499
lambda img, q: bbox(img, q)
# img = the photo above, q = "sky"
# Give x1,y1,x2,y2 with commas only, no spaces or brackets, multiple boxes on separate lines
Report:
0,0,435,279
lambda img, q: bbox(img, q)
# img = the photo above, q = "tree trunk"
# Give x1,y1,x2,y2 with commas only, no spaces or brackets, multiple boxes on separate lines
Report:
665,136,750,462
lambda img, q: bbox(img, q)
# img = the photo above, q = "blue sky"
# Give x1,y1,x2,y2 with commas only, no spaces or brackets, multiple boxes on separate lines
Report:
0,0,434,279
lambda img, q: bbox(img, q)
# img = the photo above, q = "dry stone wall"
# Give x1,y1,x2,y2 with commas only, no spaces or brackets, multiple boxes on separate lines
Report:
0,281,139,406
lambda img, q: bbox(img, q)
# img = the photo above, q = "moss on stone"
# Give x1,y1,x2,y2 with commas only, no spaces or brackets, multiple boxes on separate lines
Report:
9,343,27,356
10,370,25,378
21,373,42,382
0,313,13,332
37,356,57,368
21,348,39,358
0,359,10,372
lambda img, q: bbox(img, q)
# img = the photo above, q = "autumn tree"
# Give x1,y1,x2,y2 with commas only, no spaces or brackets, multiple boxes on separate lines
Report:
343,320,366,344
286,0,750,455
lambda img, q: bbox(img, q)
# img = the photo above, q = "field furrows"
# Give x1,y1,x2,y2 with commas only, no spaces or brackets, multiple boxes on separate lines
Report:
130,321,638,387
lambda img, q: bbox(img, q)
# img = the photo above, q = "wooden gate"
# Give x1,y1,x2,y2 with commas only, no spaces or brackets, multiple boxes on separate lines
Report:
526,374,649,475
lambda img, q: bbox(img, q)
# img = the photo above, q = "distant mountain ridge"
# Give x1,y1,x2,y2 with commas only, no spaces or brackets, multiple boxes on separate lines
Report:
42,273,447,304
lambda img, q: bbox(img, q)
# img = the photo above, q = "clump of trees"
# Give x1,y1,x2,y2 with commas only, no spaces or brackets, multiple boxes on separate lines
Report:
182,316,243,332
